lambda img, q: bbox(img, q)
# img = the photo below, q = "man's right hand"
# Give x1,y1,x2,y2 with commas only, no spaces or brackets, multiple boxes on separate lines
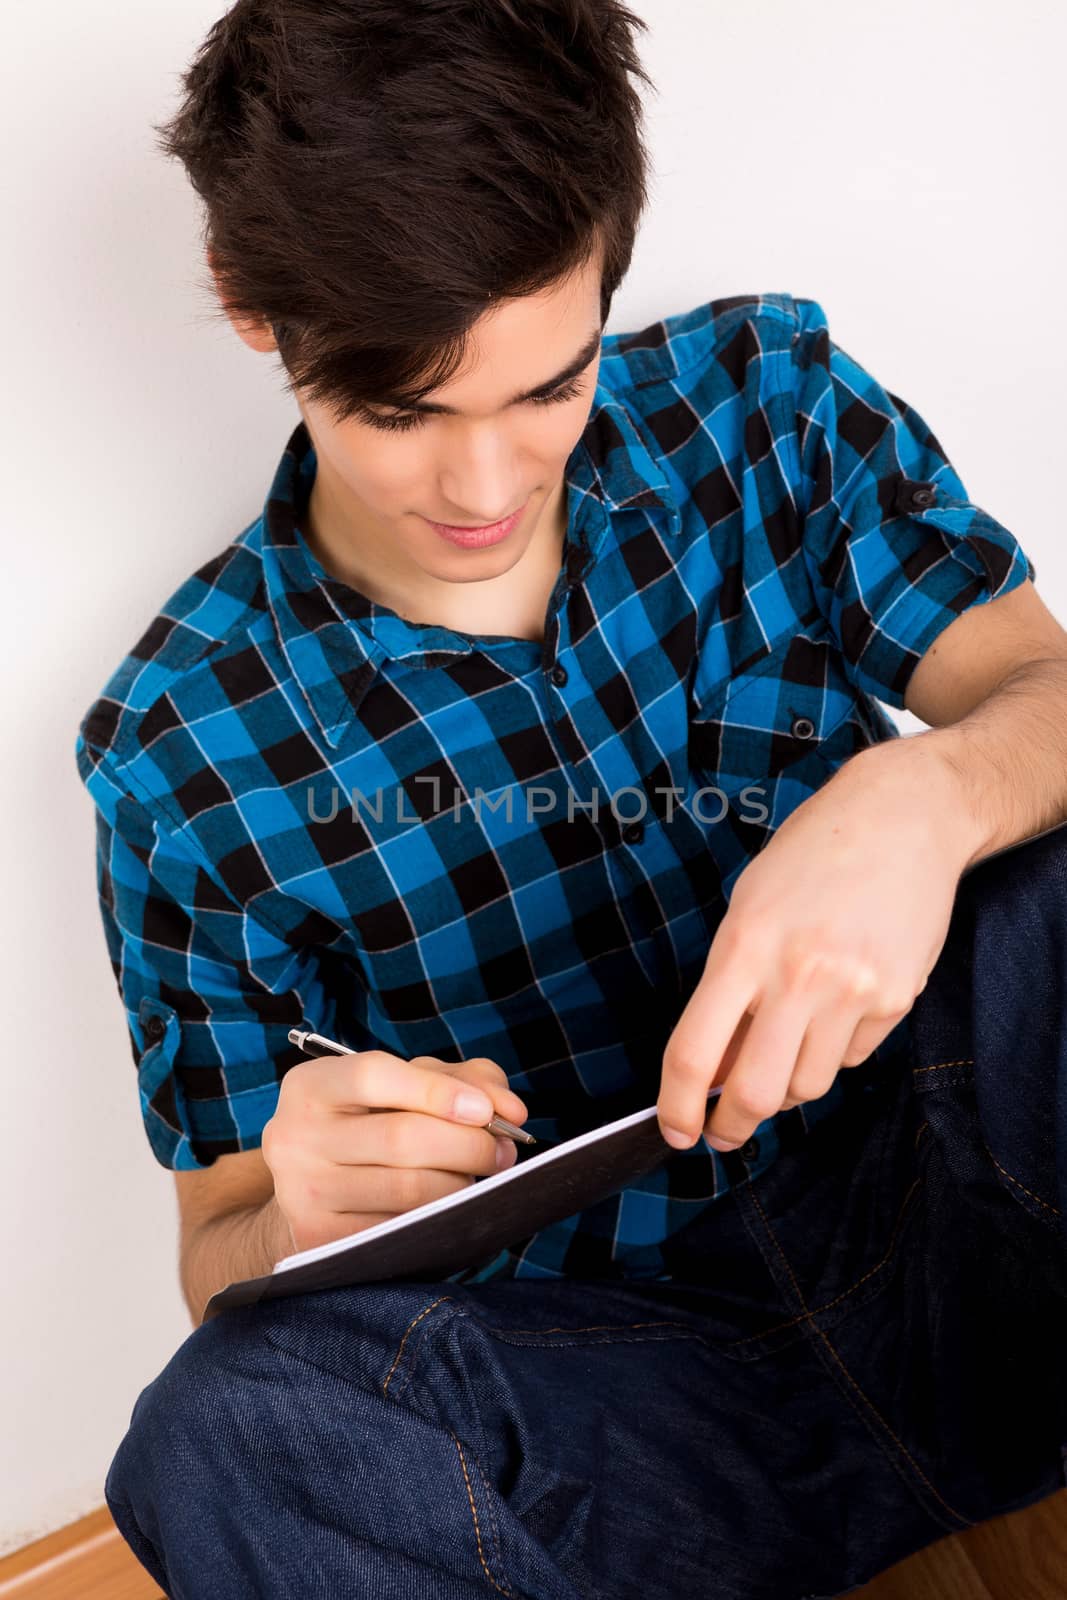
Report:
261,1049,530,1254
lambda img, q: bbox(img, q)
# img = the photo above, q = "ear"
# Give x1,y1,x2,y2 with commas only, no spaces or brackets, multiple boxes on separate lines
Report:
206,246,278,355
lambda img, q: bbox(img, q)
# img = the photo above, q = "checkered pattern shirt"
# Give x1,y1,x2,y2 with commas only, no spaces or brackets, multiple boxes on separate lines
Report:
75,291,1034,1283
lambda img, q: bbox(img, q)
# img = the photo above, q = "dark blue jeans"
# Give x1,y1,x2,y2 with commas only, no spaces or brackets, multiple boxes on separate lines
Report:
105,823,1067,1599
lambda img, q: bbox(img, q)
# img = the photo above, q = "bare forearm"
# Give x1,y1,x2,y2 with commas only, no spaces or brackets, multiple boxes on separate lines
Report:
848,659,1067,874
179,1195,294,1328
922,659,1067,867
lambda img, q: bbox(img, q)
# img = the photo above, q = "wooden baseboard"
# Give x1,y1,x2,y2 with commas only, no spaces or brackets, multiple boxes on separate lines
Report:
0,1507,163,1599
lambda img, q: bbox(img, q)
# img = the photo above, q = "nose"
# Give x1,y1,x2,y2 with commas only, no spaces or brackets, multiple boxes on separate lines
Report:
439,430,520,522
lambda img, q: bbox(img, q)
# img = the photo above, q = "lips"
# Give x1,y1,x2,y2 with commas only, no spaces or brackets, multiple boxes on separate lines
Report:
427,502,527,549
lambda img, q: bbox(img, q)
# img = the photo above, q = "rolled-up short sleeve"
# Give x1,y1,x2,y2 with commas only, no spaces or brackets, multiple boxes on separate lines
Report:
77,734,340,1171
789,297,1036,708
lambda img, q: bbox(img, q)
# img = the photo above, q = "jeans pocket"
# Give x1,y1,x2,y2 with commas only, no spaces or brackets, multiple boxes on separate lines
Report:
714,1055,929,1348
415,1293,729,1596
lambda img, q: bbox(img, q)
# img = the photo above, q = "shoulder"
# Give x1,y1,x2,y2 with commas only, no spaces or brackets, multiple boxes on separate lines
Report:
594,291,827,507
75,518,269,783
599,290,818,397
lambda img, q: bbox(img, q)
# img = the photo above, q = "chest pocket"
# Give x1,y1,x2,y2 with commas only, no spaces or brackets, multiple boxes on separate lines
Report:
686,630,895,844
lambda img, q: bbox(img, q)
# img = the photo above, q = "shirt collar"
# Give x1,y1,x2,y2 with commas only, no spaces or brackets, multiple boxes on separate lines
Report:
260,379,680,749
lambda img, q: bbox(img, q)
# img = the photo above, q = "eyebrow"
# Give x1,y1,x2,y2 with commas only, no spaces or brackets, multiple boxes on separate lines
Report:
374,327,603,416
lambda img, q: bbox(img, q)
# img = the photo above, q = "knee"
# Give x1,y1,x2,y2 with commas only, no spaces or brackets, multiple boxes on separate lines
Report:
966,821,1067,920
963,822,1067,980
105,1308,279,1508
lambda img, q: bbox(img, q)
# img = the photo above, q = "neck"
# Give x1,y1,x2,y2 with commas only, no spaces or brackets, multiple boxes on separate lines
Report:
302,465,569,641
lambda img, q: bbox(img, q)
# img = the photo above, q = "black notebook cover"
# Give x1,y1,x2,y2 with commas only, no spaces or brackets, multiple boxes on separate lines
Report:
203,1102,685,1319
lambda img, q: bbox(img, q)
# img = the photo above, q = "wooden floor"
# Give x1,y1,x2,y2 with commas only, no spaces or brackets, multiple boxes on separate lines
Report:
0,1490,1064,1597
857,1487,1067,1598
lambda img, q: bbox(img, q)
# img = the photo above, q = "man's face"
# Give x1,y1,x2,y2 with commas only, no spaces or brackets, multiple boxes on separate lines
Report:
256,250,604,589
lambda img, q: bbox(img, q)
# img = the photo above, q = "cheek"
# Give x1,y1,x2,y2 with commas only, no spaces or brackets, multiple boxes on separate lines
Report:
512,405,592,474
344,451,420,509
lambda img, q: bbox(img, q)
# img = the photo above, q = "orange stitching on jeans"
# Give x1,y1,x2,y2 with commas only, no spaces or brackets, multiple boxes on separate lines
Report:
915,1119,930,1149
747,1186,972,1528
989,1155,1062,1215
382,1296,455,1398
470,1433,511,1588
480,1319,695,1337
809,1323,972,1527
913,1059,974,1073
724,1177,922,1349
449,1431,515,1596
748,1185,806,1307
486,1331,706,1351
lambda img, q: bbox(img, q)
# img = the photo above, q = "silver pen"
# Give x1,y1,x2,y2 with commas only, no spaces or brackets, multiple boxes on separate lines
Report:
287,1028,537,1144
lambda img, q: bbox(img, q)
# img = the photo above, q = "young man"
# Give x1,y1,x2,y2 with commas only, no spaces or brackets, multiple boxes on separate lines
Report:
77,3,1067,1596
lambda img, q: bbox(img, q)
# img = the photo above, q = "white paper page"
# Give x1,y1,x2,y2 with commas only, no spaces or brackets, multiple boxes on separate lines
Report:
272,1101,663,1275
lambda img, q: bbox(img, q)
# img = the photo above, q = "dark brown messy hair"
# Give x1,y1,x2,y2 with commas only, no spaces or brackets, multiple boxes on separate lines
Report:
154,0,656,425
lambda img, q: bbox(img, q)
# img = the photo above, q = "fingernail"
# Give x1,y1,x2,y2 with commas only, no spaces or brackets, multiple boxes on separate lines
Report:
495,1138,518,1170
705,1134,739,1152
661,1124,694,1149
454,1089,494,1123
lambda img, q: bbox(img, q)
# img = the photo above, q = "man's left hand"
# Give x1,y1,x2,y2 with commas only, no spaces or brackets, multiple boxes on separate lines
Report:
657,741,977,1152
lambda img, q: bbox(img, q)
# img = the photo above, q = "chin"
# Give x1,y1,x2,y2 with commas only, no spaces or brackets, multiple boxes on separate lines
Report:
428,546,520,581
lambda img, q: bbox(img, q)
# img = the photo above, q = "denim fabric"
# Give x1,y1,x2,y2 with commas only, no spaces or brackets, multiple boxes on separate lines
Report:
104,823,1067,1599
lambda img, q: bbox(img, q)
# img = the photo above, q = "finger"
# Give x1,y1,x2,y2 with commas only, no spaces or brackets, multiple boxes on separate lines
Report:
310,1049,501,1129
658,942,758,1148
317,1161,481,1218
785,1002,870,1106
838,1011,910,1068
444,1057,530,1125
324,1108,510,1178
702,989,812,1151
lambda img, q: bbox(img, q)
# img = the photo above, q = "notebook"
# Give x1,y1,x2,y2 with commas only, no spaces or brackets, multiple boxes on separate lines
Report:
203,1092,721,1320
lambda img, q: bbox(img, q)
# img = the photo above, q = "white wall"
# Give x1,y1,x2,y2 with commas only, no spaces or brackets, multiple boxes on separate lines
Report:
3,0,1064,1556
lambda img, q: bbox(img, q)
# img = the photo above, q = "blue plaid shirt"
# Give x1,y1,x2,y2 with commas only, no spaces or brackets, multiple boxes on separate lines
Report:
75,291,1034,1283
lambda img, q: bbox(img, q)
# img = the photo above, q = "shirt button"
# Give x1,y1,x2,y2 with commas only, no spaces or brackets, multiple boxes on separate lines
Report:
893,478,938,515
791,716,815,740
144,1016,165,1042
738,1136,760,1163
550,664,568,688
621,820,645,845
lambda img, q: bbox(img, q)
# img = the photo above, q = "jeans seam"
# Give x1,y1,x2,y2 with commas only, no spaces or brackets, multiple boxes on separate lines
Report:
746,1184,974,1532
382,1296,458,1401
722,1173,924,1350
474,1317,702,1338
916,1058,1062,1220
987,1152,1062,1219
447,1429,517,1598
468,1430,514,1597
261,1322,516,1591
482,1327,708,1351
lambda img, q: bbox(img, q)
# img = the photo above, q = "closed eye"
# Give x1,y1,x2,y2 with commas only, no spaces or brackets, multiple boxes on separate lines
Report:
361,375,588,435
